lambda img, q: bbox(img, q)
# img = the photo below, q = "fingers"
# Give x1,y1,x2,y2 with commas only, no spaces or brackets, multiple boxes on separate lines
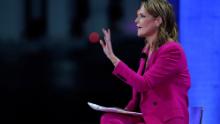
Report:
102,28,109,36
99,39,105,48
102,28,108,42
102,28,112,48
108,29,111,36
100,28,114,58
102,28,107,35
102,28,110,33
102,28,110,39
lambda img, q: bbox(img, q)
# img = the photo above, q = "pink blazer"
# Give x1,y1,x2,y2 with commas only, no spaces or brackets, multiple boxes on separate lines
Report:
112,42,190,124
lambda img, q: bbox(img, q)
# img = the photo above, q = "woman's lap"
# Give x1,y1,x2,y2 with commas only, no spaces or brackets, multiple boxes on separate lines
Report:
100,113,185,124
164,117,185,124
100,113,144,124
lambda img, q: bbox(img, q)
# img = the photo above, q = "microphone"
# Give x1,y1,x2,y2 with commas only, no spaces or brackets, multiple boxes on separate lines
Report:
88,32,100,44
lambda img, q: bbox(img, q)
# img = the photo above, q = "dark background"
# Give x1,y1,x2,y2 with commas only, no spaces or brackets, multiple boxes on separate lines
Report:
0,0,178,123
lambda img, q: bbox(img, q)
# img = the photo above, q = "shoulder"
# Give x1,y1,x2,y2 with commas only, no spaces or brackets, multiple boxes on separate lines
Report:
158,41,183,54
155,42,186,61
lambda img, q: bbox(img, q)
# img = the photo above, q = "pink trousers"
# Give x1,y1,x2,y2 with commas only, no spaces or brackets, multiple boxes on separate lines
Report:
100,113,185,124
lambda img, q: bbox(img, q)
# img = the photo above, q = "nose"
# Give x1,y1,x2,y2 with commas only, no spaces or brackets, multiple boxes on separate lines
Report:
135,17,138,24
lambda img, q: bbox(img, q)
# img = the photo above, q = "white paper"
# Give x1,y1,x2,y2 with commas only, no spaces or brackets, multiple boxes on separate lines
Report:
87,102,143,116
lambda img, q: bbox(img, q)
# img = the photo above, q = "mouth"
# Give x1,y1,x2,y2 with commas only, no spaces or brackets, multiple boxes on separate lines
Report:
137,26,142,29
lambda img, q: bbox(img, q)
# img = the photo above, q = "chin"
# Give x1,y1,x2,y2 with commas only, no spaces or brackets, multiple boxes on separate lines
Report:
137,33,145,38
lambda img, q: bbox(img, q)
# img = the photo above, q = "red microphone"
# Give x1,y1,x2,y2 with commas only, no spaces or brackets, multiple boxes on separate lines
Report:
89,32,100,44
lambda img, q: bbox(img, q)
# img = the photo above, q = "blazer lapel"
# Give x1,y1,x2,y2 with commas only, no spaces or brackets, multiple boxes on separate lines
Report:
137,48,149,75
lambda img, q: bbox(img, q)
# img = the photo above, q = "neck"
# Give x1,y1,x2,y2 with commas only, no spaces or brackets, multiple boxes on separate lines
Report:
144,32,158,51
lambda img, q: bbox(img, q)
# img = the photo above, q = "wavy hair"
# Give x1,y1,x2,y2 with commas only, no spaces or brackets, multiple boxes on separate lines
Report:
141,0,178,49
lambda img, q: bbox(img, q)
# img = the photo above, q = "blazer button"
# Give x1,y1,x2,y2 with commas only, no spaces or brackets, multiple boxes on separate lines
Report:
153,101,157,106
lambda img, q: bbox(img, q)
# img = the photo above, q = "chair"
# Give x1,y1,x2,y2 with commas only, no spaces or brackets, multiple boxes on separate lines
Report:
189,107,203,124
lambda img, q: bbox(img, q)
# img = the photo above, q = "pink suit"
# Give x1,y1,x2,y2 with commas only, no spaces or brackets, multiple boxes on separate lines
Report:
100,42,190,124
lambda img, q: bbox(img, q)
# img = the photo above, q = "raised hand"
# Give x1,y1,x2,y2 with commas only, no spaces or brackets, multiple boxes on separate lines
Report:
99,28,120,66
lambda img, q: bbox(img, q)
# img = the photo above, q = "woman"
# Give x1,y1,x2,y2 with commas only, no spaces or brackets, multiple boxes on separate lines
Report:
99,0,190,124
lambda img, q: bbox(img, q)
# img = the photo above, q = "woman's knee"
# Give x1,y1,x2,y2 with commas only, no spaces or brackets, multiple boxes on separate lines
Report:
100,113,129,124
100,113,116,124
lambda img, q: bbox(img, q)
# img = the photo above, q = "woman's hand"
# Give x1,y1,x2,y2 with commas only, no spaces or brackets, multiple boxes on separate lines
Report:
99,28,120,66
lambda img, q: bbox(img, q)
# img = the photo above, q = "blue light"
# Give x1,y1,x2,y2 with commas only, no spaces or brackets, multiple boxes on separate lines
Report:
180,0,220,123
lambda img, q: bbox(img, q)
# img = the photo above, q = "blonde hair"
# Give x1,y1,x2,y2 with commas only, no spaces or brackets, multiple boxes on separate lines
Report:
141,0,178,49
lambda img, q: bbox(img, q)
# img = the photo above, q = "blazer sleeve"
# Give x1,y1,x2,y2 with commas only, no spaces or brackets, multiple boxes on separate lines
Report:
124,88,140,111
112,44,181,92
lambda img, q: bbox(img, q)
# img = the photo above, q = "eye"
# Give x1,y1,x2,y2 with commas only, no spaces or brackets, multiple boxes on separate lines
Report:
140,14,146,18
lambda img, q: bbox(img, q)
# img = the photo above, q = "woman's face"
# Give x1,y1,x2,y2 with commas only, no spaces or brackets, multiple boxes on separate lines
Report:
135,4,158,38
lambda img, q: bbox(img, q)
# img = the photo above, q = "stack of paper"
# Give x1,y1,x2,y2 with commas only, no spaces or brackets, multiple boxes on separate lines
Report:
87,102,142,116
